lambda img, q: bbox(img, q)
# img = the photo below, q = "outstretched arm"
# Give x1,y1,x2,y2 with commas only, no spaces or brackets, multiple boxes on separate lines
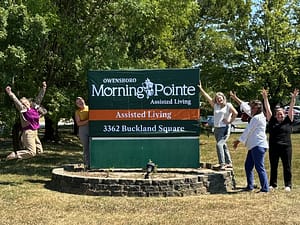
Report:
230,91,251,117
229,91,243,106
261,88,272,121
5,86,26,111
288,88,299,122
198,81,214,108
35,81,47,105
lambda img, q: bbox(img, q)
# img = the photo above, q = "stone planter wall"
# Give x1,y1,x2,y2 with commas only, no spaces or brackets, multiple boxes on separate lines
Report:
50,165,235,197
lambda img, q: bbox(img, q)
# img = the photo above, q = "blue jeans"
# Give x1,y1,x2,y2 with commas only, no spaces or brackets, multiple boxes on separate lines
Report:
214,126,232,165
245,146,269,192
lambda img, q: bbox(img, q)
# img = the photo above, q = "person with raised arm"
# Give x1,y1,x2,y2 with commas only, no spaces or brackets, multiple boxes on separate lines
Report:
198,81,238,170
229,91,251,122
233,97,269,193
262,88,299,192
5,82,47,160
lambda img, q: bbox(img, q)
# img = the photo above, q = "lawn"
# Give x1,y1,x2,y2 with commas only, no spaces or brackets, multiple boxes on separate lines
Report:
0,131,300,225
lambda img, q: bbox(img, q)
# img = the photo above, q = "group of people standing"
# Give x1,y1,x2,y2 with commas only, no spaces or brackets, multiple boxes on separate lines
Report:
199,82,299,193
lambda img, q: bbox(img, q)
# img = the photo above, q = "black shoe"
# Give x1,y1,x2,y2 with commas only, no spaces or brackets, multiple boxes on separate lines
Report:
242,187,254,192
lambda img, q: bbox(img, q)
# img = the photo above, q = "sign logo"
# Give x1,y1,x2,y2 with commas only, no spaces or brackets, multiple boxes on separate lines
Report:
142,78,154,99
91,78,196,100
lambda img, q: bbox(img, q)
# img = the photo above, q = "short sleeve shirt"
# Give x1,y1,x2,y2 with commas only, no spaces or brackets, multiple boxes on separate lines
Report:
76,105,89,121
268,116,293,147
213,103,233,127
22,108,40,130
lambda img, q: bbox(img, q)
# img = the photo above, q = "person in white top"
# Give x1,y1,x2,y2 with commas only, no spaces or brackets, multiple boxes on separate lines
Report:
198,81,238,170
233,99,269,192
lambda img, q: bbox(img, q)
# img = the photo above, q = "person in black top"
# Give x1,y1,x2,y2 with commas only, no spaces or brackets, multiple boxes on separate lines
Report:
262,88,299,191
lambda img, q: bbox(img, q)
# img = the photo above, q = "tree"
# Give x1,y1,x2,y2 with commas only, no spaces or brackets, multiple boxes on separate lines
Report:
1,0,201,141
242,0,300,108
0,2,51,146
190,0,251,114
191,0,300,112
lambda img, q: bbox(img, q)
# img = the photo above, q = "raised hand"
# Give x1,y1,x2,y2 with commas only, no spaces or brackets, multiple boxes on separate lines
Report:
261,88,268,99
197,81,202,90
5,86,12,95
291,88,299,98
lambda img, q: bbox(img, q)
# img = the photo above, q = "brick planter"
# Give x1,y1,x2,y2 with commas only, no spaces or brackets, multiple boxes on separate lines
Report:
50,164,235,197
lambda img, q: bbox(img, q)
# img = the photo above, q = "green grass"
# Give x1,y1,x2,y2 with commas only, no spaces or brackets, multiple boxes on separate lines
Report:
201,132,300,189
1,132,300,225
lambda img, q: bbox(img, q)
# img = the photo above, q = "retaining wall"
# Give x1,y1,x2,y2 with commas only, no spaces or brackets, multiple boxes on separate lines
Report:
50,164,235,197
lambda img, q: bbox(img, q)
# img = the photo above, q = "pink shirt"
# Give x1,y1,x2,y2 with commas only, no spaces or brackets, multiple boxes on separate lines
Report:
22,108,40,130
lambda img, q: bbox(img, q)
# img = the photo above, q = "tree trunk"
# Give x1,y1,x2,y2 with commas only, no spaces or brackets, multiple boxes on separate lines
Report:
43,116,59,142
12,120,23,152
72,114,78,135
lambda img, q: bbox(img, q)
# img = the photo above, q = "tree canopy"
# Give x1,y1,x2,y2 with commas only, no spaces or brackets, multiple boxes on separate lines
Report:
0,0,299,137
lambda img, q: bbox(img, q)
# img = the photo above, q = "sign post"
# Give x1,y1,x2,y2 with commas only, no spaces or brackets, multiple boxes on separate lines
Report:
88,69,200,168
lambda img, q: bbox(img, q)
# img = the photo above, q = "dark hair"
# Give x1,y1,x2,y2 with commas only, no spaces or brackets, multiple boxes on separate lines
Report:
249,100,262,115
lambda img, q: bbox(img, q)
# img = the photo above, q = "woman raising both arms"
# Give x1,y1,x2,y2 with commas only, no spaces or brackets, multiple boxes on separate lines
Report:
262,88,299,192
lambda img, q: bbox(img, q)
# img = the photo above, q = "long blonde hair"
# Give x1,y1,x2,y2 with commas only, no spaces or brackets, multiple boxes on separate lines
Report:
75,97,86,109
213,92,227,107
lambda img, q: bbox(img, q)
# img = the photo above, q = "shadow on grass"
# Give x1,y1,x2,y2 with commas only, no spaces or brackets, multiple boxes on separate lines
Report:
227,185,261,194
0,181,23,186
0,132,83,179
25,179,51,184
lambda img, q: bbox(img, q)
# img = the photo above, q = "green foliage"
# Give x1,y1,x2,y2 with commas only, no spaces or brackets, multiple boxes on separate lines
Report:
244,0,300,107
194,0,299,111
43,86,72,123
0,7,8,40
0,0,299,137
77,0,199,69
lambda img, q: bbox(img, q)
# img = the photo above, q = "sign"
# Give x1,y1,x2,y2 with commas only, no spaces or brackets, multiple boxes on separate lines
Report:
88,69,200,168
88,69,200,137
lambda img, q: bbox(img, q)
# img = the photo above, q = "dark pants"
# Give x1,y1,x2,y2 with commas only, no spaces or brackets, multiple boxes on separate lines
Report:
269,144,292,188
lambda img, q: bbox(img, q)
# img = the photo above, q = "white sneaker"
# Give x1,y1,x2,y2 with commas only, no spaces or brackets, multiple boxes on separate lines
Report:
285,186,291,192
269,186,278,191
